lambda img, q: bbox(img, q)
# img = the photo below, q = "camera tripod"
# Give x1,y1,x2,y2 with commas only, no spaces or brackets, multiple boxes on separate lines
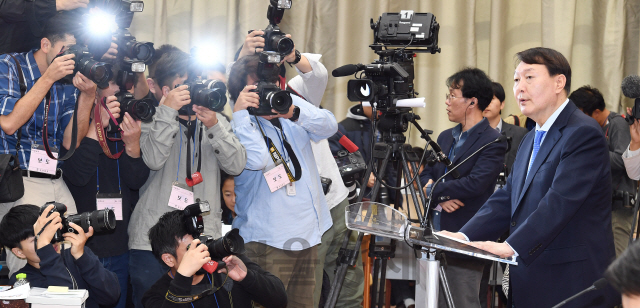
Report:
325,110,456,308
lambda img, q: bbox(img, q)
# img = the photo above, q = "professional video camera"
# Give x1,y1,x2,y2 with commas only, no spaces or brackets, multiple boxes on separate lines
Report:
40,202,116,244
175,79,227,115
333,11,440,111
53,45,113,88
248,0,294,116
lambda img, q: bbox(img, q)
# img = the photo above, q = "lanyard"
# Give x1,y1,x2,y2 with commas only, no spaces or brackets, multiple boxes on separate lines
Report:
176,122,203,182
96,135,122,193
271,125,289,162
254,115,301,182
32,87,58,146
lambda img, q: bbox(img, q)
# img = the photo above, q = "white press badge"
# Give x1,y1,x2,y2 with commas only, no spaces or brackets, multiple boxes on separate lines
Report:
263,163,290,193
168,182,195,210
286,182,296,196
28,144,58,175
96,193,123,220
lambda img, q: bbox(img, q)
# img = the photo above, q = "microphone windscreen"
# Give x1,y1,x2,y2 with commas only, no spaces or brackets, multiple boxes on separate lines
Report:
496,135,508,143
593,278,608,290
332,64,360,77
621,75,640,98
339,135,359,153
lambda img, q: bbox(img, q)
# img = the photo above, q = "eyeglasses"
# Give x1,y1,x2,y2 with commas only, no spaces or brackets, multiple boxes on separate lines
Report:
445,93,463,101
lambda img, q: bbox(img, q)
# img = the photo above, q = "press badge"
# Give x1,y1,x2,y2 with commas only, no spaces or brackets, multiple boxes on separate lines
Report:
263,163,290,193
286,182,296,196
28,144,58,175
168,182,195,210
96,193,123,220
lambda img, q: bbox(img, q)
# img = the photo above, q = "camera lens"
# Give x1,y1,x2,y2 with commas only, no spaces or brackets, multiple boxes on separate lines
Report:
132,43,153,62
192,80,227,113
269,35,294,55
78,57,113,85
265,90,292,114
67,209,116,234
207,229,245,260
120,94,156,123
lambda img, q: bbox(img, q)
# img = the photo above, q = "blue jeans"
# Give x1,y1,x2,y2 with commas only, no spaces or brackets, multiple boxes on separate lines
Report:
99,251,129,308
129,249,168,308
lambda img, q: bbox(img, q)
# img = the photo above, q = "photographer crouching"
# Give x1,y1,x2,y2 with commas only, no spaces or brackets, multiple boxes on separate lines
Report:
143,209,287,308
228,37,338,307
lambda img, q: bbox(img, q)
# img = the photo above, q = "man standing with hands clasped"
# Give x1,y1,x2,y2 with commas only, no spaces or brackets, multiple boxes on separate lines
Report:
441,47,618,308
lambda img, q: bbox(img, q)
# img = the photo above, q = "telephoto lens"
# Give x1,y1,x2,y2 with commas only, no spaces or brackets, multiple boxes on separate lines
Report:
200,228,245,260
67,209,116,234
117,92,156,123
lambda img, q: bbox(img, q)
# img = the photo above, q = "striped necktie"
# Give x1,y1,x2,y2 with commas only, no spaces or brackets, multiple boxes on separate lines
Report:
527,130,546,175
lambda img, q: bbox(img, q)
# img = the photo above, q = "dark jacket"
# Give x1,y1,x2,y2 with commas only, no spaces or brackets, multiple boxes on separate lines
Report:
0,0,57,54
461,101,618,307
10,245,120,308
501,121,528,174
61,137,150,258
141,254,287,308
605,111,637,208
419,118,507,233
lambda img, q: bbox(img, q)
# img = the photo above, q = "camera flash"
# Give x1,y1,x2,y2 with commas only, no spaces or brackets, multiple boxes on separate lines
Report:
277,0,292,9
130,62,146,73
129,1,144,12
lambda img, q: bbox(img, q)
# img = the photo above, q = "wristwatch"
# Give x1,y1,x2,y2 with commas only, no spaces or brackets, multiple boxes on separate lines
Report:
289,106,301,122
287,50,301,66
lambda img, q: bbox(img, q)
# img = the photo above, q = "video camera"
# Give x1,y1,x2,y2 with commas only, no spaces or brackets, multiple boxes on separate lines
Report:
182,201,246,273
175,78,227,115
333,11,440,111
40,202,116,244
248,0,294,116
53,45,113,88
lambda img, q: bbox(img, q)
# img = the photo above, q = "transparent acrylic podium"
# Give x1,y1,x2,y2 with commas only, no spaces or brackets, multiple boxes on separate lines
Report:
346,201,517,308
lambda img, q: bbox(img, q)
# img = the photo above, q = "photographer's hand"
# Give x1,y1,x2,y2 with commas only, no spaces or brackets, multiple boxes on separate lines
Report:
628,107,640,151
263,104,294,121
101,37,118,61
239,30,265,59
217,255,247,282
121,112,142,158
33,205,63,250
234,85,260,113
42,54,75,85
164,85,191,111
193,105,218,128
63,223,94,260
177,239,211,277
73,72,98,96
87,96,120,140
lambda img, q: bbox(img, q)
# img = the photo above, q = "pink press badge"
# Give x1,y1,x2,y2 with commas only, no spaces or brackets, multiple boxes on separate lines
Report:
263,163,290,193
29,144,58,175
168,182,195,210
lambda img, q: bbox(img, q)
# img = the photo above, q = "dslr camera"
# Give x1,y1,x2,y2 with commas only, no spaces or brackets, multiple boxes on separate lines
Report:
249,53,293,117
53,45,113,88
260,0,294,58
174,78,227,115
115,92,156,123
40,201,116,244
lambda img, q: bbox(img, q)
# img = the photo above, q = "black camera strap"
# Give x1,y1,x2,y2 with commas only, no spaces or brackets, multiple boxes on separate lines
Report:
42,89,79,161
254,115,301,182
185,118,203,181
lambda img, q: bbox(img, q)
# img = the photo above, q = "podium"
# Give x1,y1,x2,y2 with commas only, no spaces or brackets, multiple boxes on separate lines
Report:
346,201,516,308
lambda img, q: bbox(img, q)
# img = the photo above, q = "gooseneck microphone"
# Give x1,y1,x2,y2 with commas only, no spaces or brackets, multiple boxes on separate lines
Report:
428,140,460,179
551,278,608,308
423,135,507,227
332,64,366,77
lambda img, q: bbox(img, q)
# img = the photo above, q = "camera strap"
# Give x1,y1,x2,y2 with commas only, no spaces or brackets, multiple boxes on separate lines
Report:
165,271,226,304
94,97,125,159
254,115,301,182
41,89,79,161
185,118,203,186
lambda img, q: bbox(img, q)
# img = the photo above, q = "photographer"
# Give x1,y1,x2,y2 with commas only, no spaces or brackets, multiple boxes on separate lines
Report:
60,72,150,308
228,47,338,306
143,210,287,308
0,204,120,308
0,12,97,276
571,85,636,257
129,47,246,308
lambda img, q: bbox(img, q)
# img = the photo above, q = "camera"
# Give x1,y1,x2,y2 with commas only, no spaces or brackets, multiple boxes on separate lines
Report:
613,190,635,208
334,11,440,111
183,200,211,236
248,80,292,116
53,45,113,87
40,202,116,244
175,78,227,115
116,92,156,123
260,0,294,58
197,229,245,260
114,29,155,64
335,150,367,186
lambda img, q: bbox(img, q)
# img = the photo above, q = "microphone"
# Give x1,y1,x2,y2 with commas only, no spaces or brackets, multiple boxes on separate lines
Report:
551,278,608,308
332,64,365,77
338,135,359,153
622,75,640,99
425,135,507,216
428,140,460,179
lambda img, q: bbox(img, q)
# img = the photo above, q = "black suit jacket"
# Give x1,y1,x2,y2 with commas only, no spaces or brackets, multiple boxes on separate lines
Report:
460,101,618,307
419,118,507,232
501,121,528,173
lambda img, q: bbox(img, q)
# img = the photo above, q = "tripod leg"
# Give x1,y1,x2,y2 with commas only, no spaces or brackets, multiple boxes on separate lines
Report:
439,265,456,308
371,258,380,307
378,258,389,308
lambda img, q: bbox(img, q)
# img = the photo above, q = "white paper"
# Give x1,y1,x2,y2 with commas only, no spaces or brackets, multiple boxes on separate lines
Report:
0,284,30,300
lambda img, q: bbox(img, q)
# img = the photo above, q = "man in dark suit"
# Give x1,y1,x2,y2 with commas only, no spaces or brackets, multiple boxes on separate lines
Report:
419,68,507,308
443,47,618,308
484,82,529,174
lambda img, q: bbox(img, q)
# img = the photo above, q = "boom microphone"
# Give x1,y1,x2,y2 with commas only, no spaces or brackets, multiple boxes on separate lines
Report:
332,64,365,77
551,278,608,308
621,75,640,98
